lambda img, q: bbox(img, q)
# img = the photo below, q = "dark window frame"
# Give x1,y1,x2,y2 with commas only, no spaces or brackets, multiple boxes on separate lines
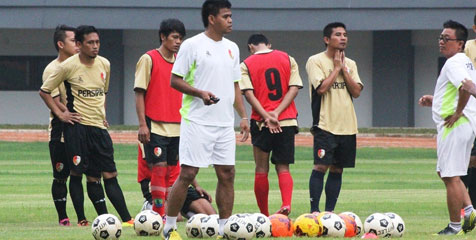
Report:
0,55,56,91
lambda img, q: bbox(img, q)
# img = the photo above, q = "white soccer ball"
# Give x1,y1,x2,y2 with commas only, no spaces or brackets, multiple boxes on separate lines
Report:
91,214,122,240
186,213,208,238
133,210,163,236
201,214,219,238
385,212,405,237
224,214,255,240
341,211,363,236
248,213,272,238
318,212,346,237
364,213,394,237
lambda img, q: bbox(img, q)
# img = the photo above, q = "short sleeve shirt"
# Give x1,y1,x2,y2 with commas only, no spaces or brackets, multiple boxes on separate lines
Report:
41,54,110,129
171,33,241,127
43,58,67,141
306,52,363,135
432,52,476,133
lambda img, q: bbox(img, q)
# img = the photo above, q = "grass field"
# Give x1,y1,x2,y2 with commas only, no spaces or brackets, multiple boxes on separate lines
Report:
0,141,472,239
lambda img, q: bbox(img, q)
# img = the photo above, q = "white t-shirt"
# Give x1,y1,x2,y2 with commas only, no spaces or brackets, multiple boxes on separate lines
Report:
172,32,241,127
432,52,476,133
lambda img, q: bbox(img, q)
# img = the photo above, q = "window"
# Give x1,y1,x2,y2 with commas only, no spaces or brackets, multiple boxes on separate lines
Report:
0,56,56,91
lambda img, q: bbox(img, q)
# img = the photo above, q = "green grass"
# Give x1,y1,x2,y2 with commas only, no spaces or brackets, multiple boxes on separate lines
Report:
0,141,470,239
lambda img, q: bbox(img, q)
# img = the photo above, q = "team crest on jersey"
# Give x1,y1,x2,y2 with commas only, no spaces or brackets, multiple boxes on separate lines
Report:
55,162,64,172
73,155,81,166
317,149,325,159
100,72,106,83
154,147,162,157
228,49,234,59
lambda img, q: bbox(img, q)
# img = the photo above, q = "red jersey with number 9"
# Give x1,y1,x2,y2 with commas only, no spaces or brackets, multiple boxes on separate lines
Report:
243,50,298,122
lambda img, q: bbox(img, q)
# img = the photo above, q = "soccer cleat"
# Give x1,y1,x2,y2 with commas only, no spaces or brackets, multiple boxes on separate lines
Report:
162,228,182,240
463,210,476,233
435,224,464,235
141,199,153,211
59,218,71,226
275,205,291,216
122,218,134,227
216,235,224,239
77,219,89,227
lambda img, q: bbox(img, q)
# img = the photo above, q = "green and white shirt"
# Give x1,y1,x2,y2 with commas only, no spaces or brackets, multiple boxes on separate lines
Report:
432,52,476,134
172,32,241,127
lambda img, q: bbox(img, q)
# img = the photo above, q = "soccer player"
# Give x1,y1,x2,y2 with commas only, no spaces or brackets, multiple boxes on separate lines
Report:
134,18,185,217
39,25,134,227
42,24,79,226
239,34,302,216
163,0,250,239
306,22,363,213
419,20,476,235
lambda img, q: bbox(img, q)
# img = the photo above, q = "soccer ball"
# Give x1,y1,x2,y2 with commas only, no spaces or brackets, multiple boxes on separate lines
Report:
133,210,163,236
317,212,346,237
224,214,255,240
341,211,363,236
293,213,322,237
186,213,207,238
364,213,394,237
248,213,271,238
385,212,405,237
268,213,293,237
338,213,358,237
91,214,122,240
201,214,219,238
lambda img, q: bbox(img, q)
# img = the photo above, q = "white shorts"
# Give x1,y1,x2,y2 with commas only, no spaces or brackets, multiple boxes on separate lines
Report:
436,121,475,177
179,120,236,168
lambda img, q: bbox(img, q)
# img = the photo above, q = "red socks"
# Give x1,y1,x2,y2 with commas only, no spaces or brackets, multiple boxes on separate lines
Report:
278,171,293,209
151,166,167,216
254,172,269,216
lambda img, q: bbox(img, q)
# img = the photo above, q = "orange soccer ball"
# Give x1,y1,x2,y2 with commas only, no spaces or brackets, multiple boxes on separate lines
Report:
269,214,294,237
339,213,358,238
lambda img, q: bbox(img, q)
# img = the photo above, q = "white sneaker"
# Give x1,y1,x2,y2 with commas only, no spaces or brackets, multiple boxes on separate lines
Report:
141,199,152,211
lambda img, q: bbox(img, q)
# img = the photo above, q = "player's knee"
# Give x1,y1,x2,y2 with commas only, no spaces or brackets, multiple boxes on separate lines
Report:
102,171,118,179
178,167,198,184
329,166,343,174
313,164,329,173
275,164,289,173
216,166,235,183
53,178,67,184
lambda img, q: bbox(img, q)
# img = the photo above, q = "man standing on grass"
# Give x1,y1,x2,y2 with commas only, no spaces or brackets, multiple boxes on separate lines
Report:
39,25,134,227
162,0,249,239
419,20,476,235
42,24,79,226
306,22,363,214
134,18,185,217
239,33,302,216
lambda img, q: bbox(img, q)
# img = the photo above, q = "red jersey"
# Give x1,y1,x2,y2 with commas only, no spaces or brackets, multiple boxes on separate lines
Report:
243,50,298,121
144,50,182,123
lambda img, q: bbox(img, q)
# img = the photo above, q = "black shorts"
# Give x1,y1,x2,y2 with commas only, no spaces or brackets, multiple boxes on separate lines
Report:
312,127,356,168
63,123,116,178
144,133,179,165
49,140,70,179
181,186,208,217
471,138,476,157
250,120,297,165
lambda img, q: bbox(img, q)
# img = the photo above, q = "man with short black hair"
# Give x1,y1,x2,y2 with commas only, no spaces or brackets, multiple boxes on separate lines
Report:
419,20,476,235
240,33,302,216
40,25,134,227
163,0,250,239
306,22,363,214
42,24,79,226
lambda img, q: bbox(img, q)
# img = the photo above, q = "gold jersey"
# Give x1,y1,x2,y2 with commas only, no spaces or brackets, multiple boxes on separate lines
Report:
306,52,363,135
134,50,180,137
41,54,110,129
465,39,476,67
42,58,67,141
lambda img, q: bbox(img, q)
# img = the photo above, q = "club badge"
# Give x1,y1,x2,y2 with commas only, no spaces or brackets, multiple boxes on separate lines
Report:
55,162,64,172
154,147,162,157
73,155,81,165
317,149,325,159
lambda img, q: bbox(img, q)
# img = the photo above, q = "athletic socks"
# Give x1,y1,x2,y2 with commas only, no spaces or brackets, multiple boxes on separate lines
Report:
254,172,269,216
219,218,228,236
69,175,86,222
468,168,476,206
166,163,180,200
325,172,343,212
52,179,68,221
277,171,293,209
104,177,132,222
309,170,325,212
140,179,152,203
163,216,177,235
151,166,168,216
464,205,475,219
450,221,462,231
87,181,108,215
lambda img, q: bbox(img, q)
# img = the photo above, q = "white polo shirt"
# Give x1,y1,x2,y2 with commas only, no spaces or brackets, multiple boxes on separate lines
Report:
172,32,241,127
432,52,476,134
